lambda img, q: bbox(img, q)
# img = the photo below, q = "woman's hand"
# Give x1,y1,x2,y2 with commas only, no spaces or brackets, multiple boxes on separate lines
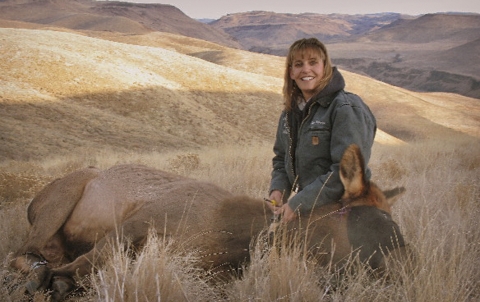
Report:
268,190,283,209
275,204,297,223
268,190,297,223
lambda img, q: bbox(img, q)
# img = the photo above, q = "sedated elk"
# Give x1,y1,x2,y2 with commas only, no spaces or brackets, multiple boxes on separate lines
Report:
9,144,406,301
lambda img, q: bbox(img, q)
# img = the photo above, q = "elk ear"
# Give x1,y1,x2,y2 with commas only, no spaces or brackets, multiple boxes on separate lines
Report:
339,144,367,198
383,187,406,207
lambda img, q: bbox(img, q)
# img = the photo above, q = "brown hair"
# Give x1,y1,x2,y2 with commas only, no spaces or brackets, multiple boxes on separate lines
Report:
283,38,333,111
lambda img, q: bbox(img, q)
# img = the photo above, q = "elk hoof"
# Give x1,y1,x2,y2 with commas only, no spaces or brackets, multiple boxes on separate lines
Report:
24,265,51,294
51,276,75,302
25,279,40,295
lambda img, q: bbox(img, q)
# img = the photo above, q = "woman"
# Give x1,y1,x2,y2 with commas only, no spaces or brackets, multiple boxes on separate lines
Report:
268,38,376,222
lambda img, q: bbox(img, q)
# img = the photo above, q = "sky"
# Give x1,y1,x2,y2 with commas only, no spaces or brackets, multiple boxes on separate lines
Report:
124,0,480,19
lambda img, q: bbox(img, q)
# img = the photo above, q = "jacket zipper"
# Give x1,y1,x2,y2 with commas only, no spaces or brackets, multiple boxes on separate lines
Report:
287,103,314,193
285,113,295,179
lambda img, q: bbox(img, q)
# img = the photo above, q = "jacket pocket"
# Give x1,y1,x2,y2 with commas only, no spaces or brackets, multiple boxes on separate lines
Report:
306,127,331,168
308,126,331,148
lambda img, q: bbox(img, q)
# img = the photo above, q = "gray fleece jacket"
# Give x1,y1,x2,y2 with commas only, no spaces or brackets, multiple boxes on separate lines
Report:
269,67,376,214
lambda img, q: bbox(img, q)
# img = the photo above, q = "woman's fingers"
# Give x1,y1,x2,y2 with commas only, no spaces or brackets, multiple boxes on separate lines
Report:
281,204,297,223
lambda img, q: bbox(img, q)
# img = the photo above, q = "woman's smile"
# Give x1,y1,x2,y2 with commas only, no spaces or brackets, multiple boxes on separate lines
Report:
290,50,325,100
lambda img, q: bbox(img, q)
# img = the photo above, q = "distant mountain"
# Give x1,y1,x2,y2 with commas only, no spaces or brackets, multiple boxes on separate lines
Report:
359,13,480,43
210,11,480,98
330,14,480,98
0,0,241,49
210,11,403,51
197,18,216,24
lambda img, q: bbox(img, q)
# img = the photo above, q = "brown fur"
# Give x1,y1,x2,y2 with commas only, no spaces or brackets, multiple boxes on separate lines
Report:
10,144,406,300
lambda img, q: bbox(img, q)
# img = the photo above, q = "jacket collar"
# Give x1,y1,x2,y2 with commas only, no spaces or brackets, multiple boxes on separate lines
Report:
311,67,345,108
290,67,345,114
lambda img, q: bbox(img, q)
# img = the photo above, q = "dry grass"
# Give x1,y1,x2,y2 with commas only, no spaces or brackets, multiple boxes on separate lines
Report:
226,137,480,302
1,135,479,301
86,230,220,302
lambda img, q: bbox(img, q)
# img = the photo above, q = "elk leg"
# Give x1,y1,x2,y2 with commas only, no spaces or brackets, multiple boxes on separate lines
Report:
13,253,53,295
16,167,100,257
51,218,153,278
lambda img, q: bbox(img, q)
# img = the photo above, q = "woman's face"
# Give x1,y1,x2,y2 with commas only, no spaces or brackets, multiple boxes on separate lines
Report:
289,49,325,100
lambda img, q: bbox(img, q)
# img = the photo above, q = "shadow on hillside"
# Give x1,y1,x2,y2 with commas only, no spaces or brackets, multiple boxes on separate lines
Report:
188,51,225,65
1,85,478,162
0,86,282,161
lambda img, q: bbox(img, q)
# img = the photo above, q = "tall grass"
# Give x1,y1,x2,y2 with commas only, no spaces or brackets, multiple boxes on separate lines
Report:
1,137,479,301
87,230,220,301
369,137,480,301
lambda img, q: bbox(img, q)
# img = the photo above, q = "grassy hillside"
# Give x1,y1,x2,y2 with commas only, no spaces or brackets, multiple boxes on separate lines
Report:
0,28,282,161
1,27,478,162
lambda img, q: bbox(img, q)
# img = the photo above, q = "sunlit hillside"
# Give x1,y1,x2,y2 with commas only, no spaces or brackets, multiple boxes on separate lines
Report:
0,27,282,161
1,27,479,162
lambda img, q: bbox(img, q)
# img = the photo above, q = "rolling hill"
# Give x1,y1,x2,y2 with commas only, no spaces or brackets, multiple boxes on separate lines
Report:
0,0,241,48
1,27,478,162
